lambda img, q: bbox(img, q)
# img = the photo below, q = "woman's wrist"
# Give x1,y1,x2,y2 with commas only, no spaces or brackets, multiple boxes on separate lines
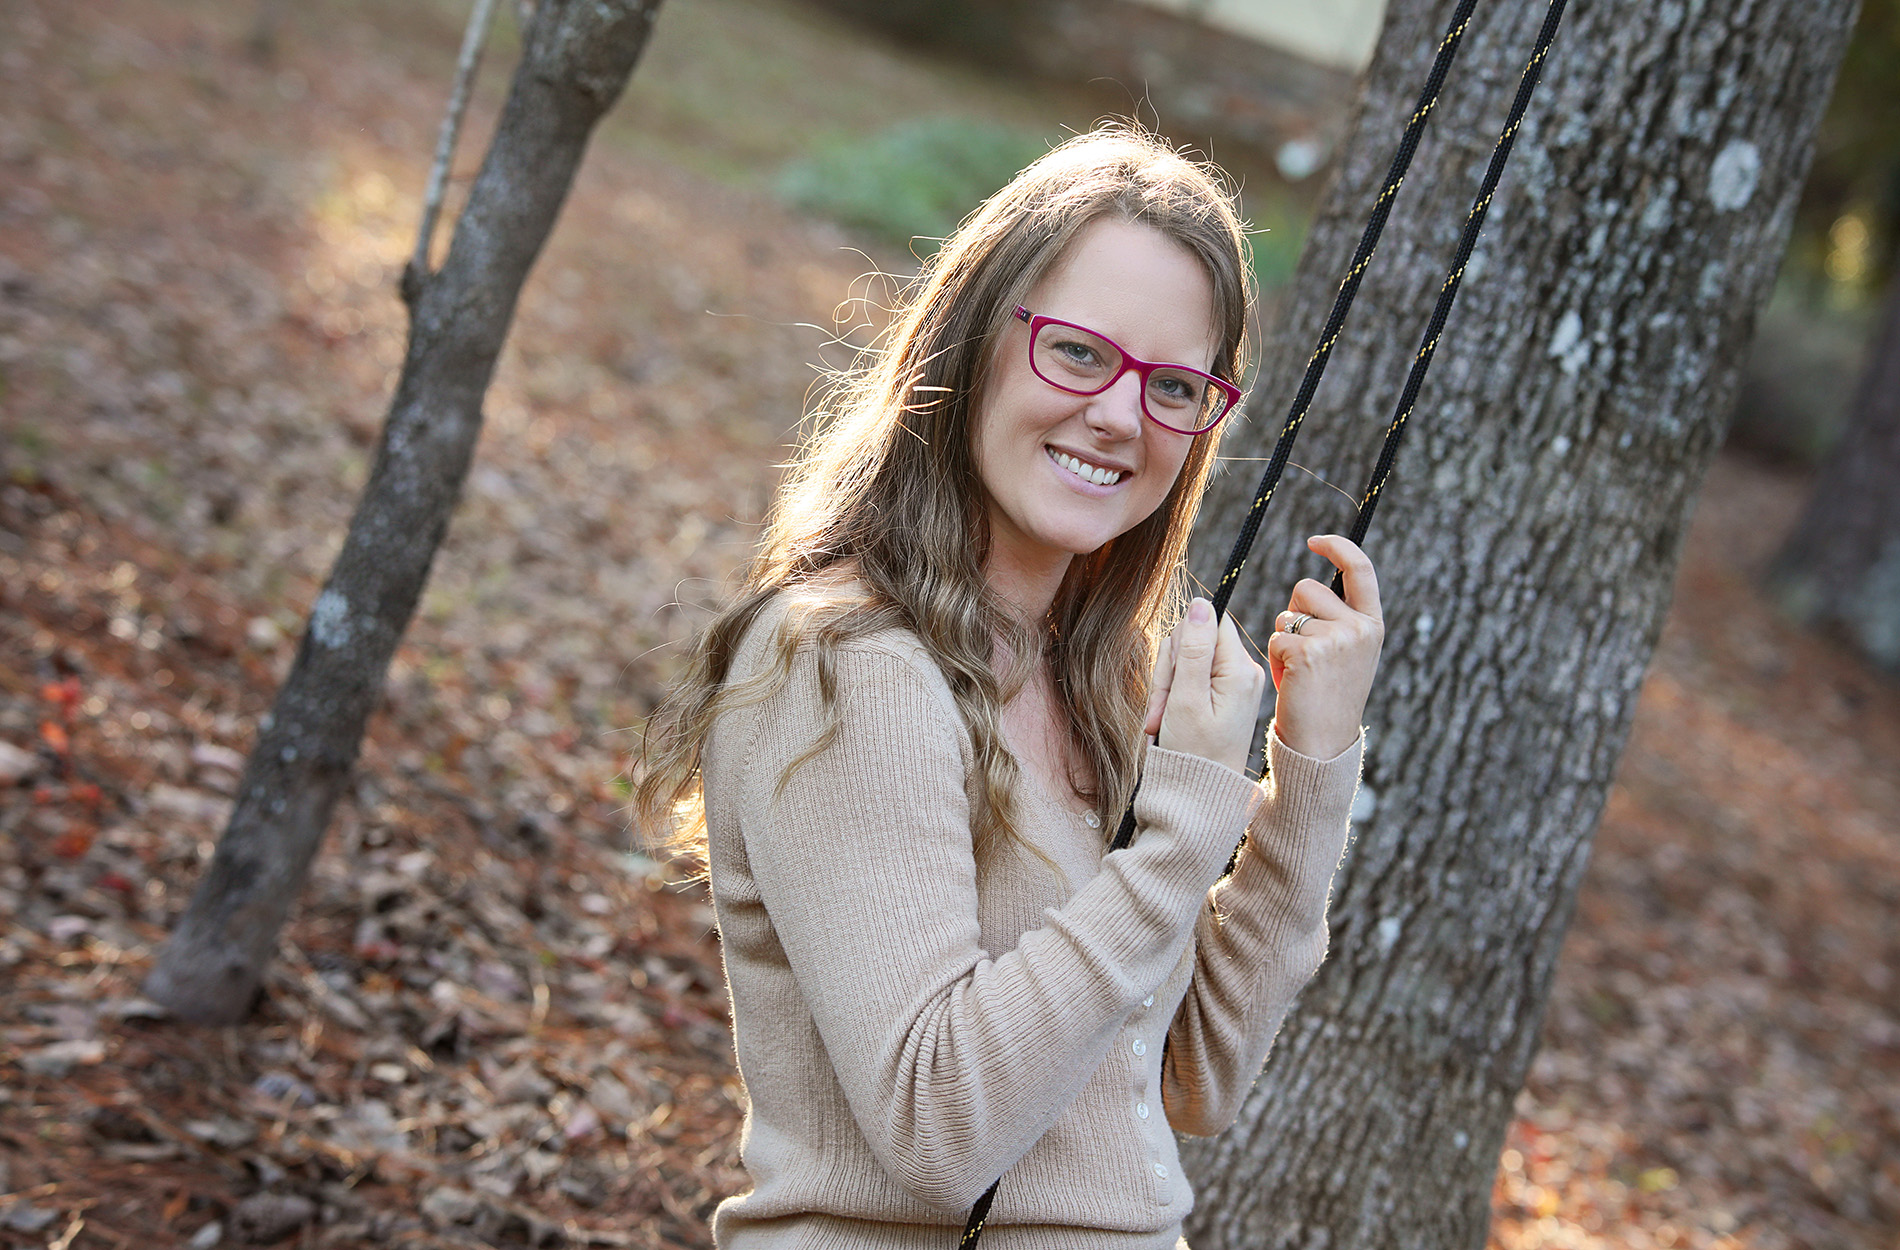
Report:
1269,718,1363,764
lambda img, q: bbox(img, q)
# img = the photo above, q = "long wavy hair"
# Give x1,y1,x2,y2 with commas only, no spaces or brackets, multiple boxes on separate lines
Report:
634,125,1253,865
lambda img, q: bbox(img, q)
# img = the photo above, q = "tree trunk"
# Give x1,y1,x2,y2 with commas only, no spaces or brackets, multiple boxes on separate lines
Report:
1177,0,1858,1245
1769,273,1900,671
144,0,665,1025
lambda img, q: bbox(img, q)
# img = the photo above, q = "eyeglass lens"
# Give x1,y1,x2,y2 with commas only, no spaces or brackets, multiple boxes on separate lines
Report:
1029,321,1229,432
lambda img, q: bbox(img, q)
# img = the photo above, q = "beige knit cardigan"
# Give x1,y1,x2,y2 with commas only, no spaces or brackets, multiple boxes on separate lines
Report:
700,592,1361,1249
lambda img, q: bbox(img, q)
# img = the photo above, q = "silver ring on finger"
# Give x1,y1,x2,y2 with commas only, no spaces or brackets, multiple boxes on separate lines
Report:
1286,612,1313,636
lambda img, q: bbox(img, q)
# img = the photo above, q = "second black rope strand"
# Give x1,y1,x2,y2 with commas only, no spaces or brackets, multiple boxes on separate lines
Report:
959,1,1572,1243
1115,0,1492,858
1332,0,1570,592
1209,0,1480,623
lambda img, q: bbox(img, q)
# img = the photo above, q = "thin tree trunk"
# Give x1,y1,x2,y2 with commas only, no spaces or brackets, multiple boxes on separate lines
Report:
144,0,665,1025
1178,0,1859,1245
1769,273,1900,670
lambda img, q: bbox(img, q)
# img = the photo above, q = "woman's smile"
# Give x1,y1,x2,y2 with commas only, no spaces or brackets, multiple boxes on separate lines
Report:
1044,444,1131,490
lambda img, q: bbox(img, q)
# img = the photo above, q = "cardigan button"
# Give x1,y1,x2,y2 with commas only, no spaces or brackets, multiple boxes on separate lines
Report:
1153,1162,1169,1180
1136,1101,1150,1120
1083,810,1101,828
1143,995,1154,1007
1131,1039,1147,1057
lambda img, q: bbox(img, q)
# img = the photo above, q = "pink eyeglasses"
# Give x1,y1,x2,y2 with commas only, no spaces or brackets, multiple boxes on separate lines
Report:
1014,305,1240,435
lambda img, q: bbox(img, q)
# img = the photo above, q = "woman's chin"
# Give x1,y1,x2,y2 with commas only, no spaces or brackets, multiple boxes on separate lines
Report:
1038,527,1122,562
991,501,1139,570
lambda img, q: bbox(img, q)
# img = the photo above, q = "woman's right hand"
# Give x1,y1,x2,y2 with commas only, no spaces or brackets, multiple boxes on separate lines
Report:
1142,597,1266,775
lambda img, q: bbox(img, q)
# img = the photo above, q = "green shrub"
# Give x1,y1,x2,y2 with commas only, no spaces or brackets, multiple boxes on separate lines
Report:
777,118,1050,251
1248,211,1308,289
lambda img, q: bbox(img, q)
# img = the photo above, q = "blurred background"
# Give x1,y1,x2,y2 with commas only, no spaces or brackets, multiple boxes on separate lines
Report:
0,0,1894,1246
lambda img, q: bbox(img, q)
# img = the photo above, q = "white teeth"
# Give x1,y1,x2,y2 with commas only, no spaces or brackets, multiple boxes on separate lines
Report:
1051,449,1122,486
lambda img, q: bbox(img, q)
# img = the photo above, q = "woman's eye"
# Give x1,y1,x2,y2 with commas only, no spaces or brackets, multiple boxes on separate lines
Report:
1150,372,1204,406
1055,339,1101,367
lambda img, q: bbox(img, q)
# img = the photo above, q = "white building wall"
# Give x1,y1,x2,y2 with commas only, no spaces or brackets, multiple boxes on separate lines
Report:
1132,0,1388,71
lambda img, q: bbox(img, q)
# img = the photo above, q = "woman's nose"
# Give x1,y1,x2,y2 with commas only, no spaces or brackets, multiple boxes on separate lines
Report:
1085,370,1146,440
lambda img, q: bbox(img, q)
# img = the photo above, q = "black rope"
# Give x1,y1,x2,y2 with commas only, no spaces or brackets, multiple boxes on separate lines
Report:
958,1,1569,1241
957,2,1487,1244
1209,0,1480,623
956,1185,998,1250
1333,0,1570,591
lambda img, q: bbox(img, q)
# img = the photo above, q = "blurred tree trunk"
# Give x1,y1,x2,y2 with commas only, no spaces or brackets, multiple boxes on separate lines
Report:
1769,275,1900,671
1178,0,1859,1245
144,0,665,1025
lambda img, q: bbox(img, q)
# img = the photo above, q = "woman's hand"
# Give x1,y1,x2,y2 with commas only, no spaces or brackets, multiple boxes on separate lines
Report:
1143,597,1266,775
1266,535,1384,759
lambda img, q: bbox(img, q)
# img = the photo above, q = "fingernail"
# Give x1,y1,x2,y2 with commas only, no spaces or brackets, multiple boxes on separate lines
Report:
1188,598,1212,624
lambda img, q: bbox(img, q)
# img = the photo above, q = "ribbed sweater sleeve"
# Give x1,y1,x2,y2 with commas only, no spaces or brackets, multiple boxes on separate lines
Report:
1160,727,1362,1135
730,638,1260,1212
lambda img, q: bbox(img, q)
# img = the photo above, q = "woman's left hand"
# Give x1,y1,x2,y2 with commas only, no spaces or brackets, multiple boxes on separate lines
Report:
1266,535,1384,759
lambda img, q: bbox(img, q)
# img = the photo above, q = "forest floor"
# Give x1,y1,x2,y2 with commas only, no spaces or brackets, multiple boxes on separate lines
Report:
1,1,1896,1248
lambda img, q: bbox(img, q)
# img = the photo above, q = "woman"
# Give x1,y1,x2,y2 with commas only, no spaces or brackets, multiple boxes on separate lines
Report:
636,127,1384,1248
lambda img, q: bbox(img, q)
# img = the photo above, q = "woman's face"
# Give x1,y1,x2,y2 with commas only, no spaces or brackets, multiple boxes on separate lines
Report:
972,217,1218,588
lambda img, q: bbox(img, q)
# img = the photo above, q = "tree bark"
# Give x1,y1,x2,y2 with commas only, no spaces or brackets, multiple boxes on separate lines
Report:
1768,274,1900,671
144,0,665,1025
1177,0,1858,1245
